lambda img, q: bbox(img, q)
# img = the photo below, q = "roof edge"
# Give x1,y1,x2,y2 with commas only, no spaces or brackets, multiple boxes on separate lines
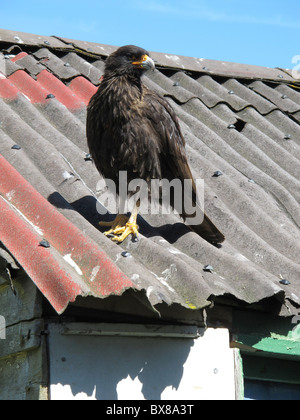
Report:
55,34,299,83
0,28,297,83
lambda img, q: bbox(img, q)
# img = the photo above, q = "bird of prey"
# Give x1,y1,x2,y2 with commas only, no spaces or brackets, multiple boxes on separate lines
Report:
87,45,224,245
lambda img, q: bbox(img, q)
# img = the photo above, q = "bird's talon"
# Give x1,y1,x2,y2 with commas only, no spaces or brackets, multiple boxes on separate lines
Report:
105,232,115,238
110,222,139,242
113,226,126,235
100,214,139,243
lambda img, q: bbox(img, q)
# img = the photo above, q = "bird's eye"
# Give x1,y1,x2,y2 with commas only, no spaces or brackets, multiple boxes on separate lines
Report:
126,53,135,60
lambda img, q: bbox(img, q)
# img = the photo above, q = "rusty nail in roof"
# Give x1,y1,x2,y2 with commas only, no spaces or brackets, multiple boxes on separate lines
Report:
203,265,214,272
121,251,132,258
11,144,21,150
84,153,93,161
212,171,223,177
279,279,291,286
39,239,50,248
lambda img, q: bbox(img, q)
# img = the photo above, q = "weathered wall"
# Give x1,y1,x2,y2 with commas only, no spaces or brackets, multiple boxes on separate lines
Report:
0,247,47,400
0,339,48,400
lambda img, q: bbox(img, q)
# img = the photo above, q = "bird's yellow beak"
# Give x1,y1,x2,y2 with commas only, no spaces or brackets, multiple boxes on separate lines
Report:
132,54,155,71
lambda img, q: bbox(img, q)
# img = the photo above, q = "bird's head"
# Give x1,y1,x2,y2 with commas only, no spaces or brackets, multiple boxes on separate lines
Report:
104,45,155,77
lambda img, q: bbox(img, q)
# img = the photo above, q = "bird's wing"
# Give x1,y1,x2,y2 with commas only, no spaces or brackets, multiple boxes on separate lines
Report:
141,87,195,186
141,87,225,244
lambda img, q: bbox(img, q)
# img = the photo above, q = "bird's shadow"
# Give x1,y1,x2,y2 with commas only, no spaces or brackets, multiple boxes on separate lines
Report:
47,192,190,244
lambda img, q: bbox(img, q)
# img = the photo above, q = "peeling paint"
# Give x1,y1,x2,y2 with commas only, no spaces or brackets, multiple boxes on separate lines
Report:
5,190,15,201
62,170,74,180
131,274,140,282
168,248,182,255
63,254,83,276
151,265,176,294
90,266,100,282
1,195,43,236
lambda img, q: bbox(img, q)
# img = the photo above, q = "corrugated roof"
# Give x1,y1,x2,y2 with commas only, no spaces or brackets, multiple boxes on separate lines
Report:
0,28,299,318
0,155,135,314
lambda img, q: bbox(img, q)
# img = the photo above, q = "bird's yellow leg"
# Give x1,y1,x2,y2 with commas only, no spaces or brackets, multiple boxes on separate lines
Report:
99,201,140,242
99,214,129,236
111,209,139,242
113,202,140,242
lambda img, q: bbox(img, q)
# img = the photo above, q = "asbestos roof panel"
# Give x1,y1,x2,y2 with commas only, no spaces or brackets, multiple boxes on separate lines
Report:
10,52,46,77
223,78,278,115
53,35,118,59
0,28,70,49
0,29,299,320
33,48,80,80
249,81,300,113
61,52,104,85
145,51,295,83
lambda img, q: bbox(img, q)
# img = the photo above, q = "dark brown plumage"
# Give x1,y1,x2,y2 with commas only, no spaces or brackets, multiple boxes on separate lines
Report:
87,45,224,244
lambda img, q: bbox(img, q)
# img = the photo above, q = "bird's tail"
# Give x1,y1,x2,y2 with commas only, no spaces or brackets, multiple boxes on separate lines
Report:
180,188,225,245
167,172,225,244
188,213,225,245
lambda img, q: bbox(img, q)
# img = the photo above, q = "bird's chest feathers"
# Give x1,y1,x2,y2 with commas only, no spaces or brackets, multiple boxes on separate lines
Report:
101,77,143,124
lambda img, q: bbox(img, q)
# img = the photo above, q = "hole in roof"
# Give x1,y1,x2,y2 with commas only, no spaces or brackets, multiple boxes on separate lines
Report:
234,119,247,132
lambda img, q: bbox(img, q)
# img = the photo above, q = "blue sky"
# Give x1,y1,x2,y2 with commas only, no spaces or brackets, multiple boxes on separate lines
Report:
1,0,300,69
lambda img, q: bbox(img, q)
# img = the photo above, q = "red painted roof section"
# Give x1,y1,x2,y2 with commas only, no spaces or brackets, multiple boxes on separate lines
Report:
0,154,135,313
9,70,48,104
0,70,96,109
68,76,97,105
37,70,85,109
0,194,81,313
10,51,28,62
0,78,19,100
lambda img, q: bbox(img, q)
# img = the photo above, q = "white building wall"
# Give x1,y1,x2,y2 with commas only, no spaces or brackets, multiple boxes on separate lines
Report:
48,324,236,400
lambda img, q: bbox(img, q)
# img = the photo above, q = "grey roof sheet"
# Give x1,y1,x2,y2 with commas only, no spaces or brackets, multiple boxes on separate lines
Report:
0,29,299,318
